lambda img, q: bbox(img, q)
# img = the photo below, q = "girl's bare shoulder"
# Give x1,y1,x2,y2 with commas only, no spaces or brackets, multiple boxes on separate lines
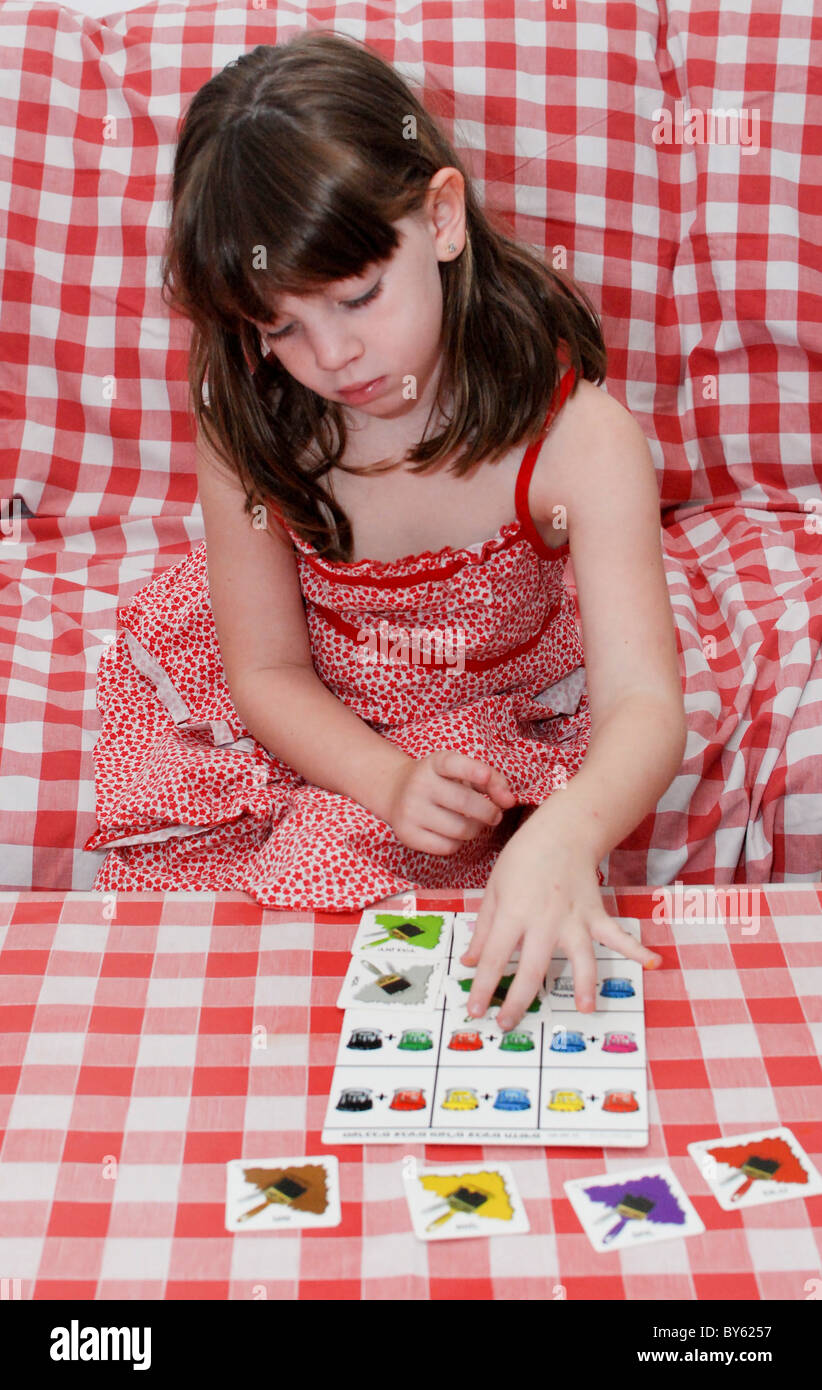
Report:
534,376,656,522
549,375,647,463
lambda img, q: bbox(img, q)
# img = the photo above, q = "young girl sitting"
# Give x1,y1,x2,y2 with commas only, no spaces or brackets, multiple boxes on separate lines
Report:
86,30,686,1031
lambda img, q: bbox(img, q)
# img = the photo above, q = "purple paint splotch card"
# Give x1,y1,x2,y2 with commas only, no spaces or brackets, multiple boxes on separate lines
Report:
564,1163,704,1252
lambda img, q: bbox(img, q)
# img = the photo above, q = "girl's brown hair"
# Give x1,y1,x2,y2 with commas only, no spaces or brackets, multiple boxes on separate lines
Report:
161,28,607,561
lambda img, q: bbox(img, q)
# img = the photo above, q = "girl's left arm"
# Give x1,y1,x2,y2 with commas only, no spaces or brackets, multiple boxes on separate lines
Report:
463,385,687,1027
535,384,687,859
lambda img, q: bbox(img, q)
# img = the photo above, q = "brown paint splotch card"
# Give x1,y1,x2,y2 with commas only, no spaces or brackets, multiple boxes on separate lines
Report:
225,1156,341,1232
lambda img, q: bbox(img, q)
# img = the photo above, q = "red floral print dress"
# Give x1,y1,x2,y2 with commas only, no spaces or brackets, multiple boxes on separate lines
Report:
85,366,601,909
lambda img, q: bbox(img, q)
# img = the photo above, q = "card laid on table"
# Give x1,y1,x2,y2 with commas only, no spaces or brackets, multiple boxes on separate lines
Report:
688,1127,822,1210
351,909,454,959
564,1163,705,1252
225,1155,341,1232
336,952,447,1011
403,1161,530,1240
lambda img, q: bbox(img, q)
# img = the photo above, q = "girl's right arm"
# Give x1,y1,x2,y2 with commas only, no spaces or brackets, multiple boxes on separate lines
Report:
196,431,514,853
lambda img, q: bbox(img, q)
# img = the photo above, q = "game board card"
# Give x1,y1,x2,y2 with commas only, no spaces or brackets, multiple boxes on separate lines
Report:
540,1066,646,1136
325,1066,436,1133
438,1014,542,1068
545,1012,646,1068
333,1007,543,1070
442,960,549,1018
564,1163,704,1252
336,953,447,1011
403,1161,529,1239
547,958,643,1012
351,909,453,960
688,1127,822,1210
225,1156,341,1232
432,1063,540,1134
323,904,649,1147
335,1008,443,1066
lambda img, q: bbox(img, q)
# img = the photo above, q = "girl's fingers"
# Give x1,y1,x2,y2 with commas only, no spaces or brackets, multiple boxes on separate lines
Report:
462,909,662,1030
460,888,496,967
422,804,487,843
486,766,519,809
564,932,599,1013
404,827,465,857
466,923,521,1018
593,916,663,971
434,751,516,810
495,935,551,1031
434,778,505,829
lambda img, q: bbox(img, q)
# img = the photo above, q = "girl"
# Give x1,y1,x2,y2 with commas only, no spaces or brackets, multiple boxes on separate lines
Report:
86,30,686,1031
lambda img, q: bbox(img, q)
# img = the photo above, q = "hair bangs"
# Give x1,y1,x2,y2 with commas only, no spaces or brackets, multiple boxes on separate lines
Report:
196,117,403,332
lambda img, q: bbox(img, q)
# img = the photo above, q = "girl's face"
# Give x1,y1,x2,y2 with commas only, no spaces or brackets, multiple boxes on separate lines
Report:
253,208,454,424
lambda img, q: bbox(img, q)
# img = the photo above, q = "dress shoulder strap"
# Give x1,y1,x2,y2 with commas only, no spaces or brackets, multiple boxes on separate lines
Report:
514,365,576,559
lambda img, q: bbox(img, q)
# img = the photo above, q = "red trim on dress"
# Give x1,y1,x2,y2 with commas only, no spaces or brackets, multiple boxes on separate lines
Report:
298,523,524,589
514,366,576,561
307,590,564,673
283,365,576,584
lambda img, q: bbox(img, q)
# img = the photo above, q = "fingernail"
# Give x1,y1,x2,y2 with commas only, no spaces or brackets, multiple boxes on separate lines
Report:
497,1016,510,1031
644,955,663,970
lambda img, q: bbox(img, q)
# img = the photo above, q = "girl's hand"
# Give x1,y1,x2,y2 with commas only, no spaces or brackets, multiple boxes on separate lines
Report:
385,750,518,856
460,810,663,1029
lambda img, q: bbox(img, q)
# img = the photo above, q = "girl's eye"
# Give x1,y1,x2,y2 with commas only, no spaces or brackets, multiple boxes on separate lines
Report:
267,279,383,343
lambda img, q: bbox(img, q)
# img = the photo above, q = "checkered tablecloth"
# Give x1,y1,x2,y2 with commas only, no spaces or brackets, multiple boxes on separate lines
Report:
1,885,820,1300
3,2,822,899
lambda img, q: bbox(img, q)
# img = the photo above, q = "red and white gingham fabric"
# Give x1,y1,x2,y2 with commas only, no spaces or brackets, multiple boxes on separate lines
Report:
601,507,822,885
1,885,821,1300
1,0,821,892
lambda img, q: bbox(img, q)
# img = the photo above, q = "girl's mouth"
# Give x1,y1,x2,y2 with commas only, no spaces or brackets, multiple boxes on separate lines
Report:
337,376,386,402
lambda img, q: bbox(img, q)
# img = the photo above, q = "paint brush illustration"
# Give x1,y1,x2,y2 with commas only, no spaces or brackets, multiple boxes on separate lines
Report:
236,1172,308,1223
362,958,412,994
720,1155,779,1186
594,1191,656,1238
719,1154,782,1200
364,920,425,943
423,1185,491,1231
585,1175,687,1244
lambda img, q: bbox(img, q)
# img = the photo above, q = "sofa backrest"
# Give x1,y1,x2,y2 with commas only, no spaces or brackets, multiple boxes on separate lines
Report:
3,0,819,520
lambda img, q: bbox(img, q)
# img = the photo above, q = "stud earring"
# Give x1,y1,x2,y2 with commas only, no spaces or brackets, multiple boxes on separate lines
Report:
447,242,457,253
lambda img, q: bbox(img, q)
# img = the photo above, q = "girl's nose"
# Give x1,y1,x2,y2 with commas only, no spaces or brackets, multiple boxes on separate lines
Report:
310,325,364,375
